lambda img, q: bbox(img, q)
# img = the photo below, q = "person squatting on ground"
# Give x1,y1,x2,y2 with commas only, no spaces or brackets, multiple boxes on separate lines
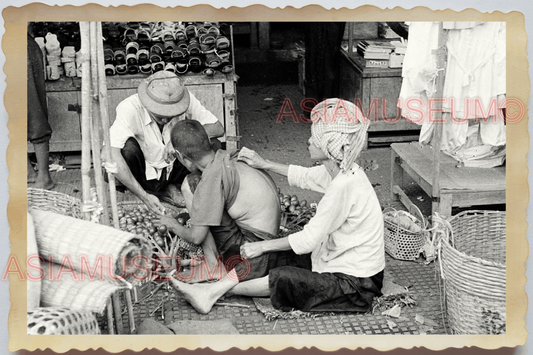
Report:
27,24,54,190
155,120,311,290
169,98,385,315
105,70,224,215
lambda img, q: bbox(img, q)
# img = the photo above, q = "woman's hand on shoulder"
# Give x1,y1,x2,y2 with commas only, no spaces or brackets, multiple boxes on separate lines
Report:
238,147,268,170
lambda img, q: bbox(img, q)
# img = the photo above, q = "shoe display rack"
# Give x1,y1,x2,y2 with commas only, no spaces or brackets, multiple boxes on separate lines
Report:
28,21,239,153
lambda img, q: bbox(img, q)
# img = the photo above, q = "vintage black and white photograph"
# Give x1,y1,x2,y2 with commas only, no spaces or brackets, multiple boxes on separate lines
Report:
5,4,527,352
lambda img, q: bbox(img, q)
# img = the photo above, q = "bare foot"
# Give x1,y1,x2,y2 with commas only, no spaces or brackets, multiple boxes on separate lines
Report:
33,175,55,190
170,276,237,314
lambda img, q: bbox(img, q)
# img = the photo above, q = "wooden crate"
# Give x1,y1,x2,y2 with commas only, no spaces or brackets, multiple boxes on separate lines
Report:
29,72,239,152
339,47,420,148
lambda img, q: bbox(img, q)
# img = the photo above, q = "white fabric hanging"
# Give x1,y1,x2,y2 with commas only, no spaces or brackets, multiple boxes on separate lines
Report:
398,22,506,165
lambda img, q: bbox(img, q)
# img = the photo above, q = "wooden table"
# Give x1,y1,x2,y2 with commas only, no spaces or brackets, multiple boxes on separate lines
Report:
391,142,506,217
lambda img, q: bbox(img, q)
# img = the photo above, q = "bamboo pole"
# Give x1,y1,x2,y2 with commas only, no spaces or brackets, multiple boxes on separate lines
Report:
89,22,110,225
94,22,136,334
89,21,125,335
95,22,120,230
79,22,92,221
431,23,448,215
83,21,116,334
105,298,115,335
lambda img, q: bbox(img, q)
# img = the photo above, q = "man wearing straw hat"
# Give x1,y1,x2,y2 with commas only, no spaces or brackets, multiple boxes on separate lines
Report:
107,71,224,215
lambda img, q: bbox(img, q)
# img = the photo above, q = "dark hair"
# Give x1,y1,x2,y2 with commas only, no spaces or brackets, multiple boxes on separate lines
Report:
170,119,213,161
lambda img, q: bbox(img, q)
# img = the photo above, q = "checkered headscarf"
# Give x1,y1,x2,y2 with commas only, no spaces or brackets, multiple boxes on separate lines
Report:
311,99,369,171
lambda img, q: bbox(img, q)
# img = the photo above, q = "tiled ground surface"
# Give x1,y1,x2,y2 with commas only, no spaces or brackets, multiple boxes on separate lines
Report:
44,83,454,335
98,253,448,335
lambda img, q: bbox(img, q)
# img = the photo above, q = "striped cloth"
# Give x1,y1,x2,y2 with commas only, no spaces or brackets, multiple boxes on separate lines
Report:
310,99,370,171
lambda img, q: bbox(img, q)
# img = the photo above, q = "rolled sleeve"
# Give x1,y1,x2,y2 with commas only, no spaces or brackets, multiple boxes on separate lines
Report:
110,101,137,149
287,165,330,193
187,93,219,126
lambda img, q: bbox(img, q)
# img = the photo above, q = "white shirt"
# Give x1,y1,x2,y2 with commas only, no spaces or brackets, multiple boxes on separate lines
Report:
287,164,385,278
110,93,219,180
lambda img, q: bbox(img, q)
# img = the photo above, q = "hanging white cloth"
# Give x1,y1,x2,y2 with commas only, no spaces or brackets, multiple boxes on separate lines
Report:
398,22,506,166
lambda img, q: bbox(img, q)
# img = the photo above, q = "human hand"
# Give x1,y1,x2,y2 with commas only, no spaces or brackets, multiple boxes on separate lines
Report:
240,242,264,259
143,194,166,215
237,147,268,170
163,142,178,164
153,215,181,233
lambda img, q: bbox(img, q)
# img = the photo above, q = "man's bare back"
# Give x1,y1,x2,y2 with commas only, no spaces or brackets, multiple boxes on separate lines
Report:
227,161,281,236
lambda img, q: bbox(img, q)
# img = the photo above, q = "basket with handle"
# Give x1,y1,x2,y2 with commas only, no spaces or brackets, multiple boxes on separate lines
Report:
436,210,506,334
383,204,428,261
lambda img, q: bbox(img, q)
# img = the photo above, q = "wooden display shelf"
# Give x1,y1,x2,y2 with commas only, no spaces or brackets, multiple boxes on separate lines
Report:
391,142,506,217
339,47,420,148
29,72,239,153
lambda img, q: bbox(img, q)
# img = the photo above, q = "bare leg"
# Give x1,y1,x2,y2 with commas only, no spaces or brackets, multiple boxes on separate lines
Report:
171,269,239,314
227,276,270,297
32,141,54,190
27,156,37,183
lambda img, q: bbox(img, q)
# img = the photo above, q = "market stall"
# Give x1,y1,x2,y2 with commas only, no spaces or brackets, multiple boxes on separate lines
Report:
386,22,507,335
28,21,239,153
339,22,420,148
26,20,507,337
391,22,506,217
27,20,241,335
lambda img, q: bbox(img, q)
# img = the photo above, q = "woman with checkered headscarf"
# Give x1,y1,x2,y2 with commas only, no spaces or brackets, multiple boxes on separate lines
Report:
165,99,385,315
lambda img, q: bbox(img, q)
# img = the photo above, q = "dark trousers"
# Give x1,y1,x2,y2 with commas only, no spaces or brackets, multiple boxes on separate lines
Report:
118,137,189,194
116,137,223,194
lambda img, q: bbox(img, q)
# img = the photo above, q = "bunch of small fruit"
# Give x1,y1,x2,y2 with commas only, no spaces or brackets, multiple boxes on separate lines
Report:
278,191,318,235
116,206,195,256
278,192,317,216
116,205,205,280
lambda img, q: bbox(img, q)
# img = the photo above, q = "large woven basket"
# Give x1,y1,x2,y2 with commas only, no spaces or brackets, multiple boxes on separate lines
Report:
383,205,428,261
27,307,100,335
27,187,83,218
439,210,506,334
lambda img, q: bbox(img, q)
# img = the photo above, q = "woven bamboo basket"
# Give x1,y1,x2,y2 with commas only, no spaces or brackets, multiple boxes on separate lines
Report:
27,187,83,219
383,205,428,261
27,307,100,335
439,210,506,334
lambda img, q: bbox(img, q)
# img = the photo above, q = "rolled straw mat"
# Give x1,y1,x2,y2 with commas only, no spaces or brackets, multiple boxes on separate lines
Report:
40,260,123,314
30,209,151,285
